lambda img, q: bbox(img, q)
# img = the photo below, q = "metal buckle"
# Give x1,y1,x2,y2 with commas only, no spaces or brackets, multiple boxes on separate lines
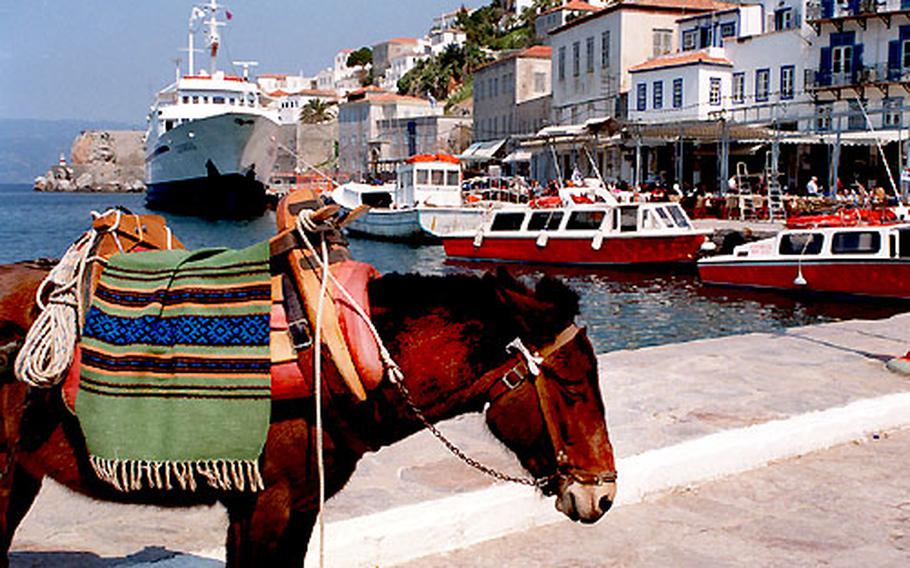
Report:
287,317,313,350
502,361,528,390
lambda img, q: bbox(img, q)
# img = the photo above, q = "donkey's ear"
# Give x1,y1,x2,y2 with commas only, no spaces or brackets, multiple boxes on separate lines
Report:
535,276,580,319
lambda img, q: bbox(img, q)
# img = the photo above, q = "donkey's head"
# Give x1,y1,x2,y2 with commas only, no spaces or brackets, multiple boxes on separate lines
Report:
482,269,617,523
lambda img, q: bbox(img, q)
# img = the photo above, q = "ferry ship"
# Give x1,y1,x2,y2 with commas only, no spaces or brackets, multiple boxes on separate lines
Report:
145,1,279,219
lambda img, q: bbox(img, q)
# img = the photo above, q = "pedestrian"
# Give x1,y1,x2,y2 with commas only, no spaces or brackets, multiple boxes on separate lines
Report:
806,176,820,197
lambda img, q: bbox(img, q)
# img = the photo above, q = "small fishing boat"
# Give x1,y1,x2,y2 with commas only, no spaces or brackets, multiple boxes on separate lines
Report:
442,201,712,266
332,154,464,241
698,223,910,299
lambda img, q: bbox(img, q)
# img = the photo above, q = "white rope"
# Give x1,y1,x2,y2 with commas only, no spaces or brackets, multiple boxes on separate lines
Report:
13,209,124,388
294,212,403,383
313,233,330,568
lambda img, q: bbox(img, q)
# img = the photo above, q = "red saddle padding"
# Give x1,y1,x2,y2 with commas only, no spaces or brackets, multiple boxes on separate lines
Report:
61,260,384,411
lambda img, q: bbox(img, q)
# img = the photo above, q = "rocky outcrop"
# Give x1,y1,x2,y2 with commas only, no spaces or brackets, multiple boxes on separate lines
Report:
34,130,146,192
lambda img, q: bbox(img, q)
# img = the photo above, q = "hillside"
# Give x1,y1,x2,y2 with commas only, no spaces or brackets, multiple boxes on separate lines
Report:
0,118,141,183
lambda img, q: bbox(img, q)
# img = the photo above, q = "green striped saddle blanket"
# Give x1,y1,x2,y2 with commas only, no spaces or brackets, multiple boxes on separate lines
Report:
77,242,271,492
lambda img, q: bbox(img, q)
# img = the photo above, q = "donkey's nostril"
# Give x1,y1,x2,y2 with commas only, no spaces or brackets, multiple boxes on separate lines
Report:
599,496,613,514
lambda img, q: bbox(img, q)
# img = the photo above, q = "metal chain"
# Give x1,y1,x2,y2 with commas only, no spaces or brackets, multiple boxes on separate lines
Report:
389,372,551,488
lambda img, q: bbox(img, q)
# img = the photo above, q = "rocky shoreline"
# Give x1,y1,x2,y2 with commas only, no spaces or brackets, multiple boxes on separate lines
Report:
34,130,145,193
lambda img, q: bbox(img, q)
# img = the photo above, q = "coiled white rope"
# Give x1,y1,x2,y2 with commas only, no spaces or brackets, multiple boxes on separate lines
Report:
14,210,124,388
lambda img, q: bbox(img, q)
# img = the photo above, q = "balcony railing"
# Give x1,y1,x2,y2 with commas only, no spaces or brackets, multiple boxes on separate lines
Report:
806,62,910,90
806,0,905,21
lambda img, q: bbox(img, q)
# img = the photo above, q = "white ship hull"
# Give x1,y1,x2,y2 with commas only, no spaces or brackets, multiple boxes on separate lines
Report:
145,112,278,218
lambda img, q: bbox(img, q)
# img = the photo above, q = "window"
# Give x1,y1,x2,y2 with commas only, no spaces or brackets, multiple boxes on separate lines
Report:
636,83,647,111
653,81,663,109
832,45,854,78
848,100,866,130
653,29,673,57
755,69,770,102
586,36,595,73
672,78,683,108
618,207,639,232
682,30,697,51
831,231,881,254
774,8,793,31
566,211,605,230
815,103,832,132
213,96,225,104
903,39,910,69
416,170,429,185
720,22,736,37
476,80,483,100
431,170,445,186
900,229,910,258
779,233,824,255
601,31,610,68
667,205,691,228
493,77,499,97
884,97,903,127
709,77,722,106
573,41,580,76
490,212,526,231
192,96,200,104
732,73,745,104
780,66,795,100
528,211,564,231
534,72,546,93
182,96,189,104
558,46,566,81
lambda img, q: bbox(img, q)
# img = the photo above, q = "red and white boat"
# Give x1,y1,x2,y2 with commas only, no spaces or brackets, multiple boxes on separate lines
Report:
698,223,910,299
441,202,712,266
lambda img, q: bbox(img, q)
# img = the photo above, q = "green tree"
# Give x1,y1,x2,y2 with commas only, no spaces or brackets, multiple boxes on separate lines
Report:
346,47,372,68
298,99,336,124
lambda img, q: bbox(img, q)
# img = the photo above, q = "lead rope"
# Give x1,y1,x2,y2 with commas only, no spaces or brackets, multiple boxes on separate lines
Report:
313,234,330,568
14,209,123,388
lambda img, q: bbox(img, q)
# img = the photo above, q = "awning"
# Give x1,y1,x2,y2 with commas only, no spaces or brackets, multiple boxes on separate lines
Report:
502,149,532,163
459,139,507,161
778,130,905,146
536,124,587,137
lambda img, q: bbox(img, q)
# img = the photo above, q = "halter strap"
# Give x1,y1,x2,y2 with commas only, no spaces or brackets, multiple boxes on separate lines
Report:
484,325,580,403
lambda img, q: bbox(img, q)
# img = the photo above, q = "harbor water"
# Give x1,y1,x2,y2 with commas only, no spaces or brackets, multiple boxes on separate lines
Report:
1,183,906,353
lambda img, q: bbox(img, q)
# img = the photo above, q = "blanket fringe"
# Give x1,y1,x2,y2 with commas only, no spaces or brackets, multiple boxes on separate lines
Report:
89,455,265,493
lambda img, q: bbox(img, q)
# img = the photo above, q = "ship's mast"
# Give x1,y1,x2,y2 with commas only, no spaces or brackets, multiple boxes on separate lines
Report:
184,1,226,77
204,0,225,75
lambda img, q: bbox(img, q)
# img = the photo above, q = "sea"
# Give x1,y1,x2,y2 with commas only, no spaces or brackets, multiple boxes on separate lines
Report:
1,182,906,353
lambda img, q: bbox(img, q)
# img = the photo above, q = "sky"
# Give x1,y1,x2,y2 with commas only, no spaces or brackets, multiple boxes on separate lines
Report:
0,0,486,124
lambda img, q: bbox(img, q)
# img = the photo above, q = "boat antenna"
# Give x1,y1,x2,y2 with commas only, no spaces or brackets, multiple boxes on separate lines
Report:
232,60,259,81
582,144,618,205
852,93,899,198
184,4,207,76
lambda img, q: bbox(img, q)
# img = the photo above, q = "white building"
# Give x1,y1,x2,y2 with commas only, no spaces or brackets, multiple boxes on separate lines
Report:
257,73,318,95
314,48,368,96
337,88,442,179
265,88,339,125
534,1,605,41
548,0,731,127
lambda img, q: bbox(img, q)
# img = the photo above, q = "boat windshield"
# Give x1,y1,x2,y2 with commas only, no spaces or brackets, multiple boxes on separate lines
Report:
779,233,824,255
831,231,881,255
666,205,691,229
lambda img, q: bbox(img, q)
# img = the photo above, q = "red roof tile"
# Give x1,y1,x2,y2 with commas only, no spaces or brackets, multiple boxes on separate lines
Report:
540,1,602,16
629,51,732,72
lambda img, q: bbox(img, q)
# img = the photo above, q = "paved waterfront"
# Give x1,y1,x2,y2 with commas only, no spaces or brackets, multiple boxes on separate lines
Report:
9,313,910,565
403,427,910,568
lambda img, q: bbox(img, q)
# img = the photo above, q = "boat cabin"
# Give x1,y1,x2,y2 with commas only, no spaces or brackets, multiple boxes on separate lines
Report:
484,203,694,236
397,154,462,207
731,224,910,260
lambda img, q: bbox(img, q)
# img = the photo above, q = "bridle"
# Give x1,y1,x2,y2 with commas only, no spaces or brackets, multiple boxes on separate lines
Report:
390,323,617,490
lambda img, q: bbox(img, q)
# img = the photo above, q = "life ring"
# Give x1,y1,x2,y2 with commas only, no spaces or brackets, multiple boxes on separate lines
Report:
529,196,562,209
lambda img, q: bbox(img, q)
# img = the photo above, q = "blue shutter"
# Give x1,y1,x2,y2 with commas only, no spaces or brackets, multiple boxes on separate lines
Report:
848,0,861,15
889,40,902,81
821,0,835,18
852,43,864,82
819,47,832,86
903,0,910,10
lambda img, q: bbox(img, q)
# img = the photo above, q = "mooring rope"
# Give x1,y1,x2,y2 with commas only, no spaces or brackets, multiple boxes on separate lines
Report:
313,233,330,568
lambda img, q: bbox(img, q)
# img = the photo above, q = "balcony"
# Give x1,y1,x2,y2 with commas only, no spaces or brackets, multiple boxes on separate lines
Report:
805,0,910,32
806,62,910,97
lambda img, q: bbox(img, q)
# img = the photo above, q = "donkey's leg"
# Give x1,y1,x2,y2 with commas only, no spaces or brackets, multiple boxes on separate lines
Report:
0,463,42,567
